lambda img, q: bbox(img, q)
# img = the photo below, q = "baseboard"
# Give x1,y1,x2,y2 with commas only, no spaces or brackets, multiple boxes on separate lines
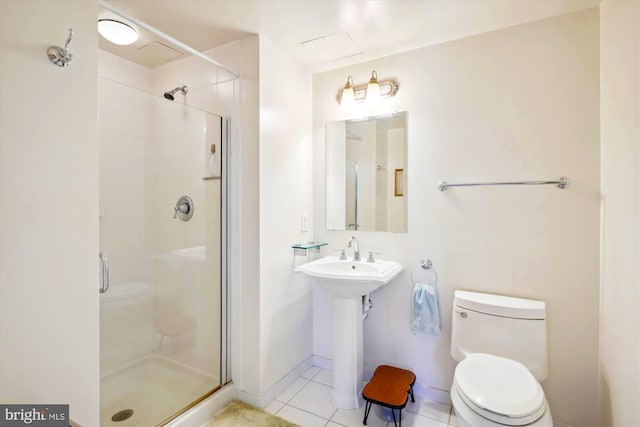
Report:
413,382,452,405
233,389,261,408
312,354,332,370
554,422,575,427
235,356,314,409
164,383,234,427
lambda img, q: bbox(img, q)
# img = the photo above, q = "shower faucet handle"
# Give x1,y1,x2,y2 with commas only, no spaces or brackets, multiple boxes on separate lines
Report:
173,203,188,218
173,195,194,221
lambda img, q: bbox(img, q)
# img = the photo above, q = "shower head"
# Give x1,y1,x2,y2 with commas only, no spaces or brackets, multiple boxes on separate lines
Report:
164,85,188,100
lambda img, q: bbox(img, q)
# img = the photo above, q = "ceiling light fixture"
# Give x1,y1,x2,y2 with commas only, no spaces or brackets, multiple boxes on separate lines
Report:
336,71,398,111
98,19,139,45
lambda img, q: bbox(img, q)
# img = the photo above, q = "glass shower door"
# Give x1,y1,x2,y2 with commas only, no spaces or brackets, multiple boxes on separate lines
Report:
98,77,226,426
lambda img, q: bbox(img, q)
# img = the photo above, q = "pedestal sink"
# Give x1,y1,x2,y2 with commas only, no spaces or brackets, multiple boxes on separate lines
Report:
295,256,403,409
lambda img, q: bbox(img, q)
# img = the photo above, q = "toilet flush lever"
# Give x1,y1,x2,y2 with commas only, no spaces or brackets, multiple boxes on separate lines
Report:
455,309,467,318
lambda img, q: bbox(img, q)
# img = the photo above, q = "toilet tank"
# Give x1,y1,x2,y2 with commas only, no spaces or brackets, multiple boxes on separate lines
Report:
451,290,548,380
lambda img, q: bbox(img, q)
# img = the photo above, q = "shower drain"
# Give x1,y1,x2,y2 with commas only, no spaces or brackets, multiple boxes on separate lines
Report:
111,409,134,422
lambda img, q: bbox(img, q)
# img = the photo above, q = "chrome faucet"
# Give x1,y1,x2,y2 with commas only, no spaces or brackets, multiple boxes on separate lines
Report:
348,236,361,262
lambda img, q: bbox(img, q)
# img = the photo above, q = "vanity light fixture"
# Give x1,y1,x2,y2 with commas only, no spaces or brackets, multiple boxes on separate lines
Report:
98,19,139,45
366,71,381,103
336,70,398,110
339,76,356,112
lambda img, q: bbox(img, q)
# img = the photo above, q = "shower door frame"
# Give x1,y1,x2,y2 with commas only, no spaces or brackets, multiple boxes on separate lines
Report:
220,116,230,387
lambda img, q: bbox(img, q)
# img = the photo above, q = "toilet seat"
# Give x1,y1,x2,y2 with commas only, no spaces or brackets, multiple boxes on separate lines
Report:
454,353,546,426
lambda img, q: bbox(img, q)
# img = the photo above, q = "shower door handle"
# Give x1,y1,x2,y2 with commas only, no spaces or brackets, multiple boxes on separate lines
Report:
99,252,110,294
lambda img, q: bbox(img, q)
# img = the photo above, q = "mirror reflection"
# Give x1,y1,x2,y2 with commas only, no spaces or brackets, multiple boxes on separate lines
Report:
326,112,407,232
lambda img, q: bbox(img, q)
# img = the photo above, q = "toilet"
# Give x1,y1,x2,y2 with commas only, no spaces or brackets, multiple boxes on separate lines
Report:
450,291,553,427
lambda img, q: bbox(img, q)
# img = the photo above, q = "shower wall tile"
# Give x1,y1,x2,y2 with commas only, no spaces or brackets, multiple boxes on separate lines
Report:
186,222,206,248
99,110,146,139
99,49,153,93
203,201,222,225
216,80,235,105
99,131,145,159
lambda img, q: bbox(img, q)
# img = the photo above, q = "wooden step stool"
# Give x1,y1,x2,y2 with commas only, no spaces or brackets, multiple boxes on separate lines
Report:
362,365,416,427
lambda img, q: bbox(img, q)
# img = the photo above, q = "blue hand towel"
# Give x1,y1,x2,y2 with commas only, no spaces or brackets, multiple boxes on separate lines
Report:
411,282,441,336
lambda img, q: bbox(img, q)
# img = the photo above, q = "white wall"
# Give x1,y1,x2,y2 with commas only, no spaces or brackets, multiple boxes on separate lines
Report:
258,35,314,396
313,9,600,427
227,36,261,399
0,1,99,425
599,1,640,426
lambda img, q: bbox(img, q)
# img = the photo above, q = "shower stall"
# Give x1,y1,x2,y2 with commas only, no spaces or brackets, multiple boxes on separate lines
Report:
98,76,229,426
96,3,235,424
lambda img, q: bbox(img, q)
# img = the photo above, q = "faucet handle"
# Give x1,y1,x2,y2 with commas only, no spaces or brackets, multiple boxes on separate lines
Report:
334,249,347,260
366,252,381,263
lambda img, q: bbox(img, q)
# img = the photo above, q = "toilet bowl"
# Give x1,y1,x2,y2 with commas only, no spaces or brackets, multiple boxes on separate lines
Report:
450,291,553,427
450,353,552,427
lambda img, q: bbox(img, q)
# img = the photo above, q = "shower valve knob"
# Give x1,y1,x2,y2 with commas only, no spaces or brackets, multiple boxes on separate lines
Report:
173,196,194,221
173,204,188,218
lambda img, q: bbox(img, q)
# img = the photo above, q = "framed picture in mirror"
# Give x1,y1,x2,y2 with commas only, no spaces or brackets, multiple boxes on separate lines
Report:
394,169,404,197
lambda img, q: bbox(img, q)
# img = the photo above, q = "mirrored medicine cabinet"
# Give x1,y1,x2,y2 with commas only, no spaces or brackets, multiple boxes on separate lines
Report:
326,112,407,233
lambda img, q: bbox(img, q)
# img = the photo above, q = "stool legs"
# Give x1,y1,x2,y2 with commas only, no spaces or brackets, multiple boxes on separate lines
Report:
362,402,403,427
363,401,372,425
390,409,402,427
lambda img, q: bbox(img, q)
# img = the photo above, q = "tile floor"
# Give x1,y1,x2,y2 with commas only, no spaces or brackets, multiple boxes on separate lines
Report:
264,366,460,427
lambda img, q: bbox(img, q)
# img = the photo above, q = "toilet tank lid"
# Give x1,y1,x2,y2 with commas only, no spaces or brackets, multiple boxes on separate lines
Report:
454,291,545,319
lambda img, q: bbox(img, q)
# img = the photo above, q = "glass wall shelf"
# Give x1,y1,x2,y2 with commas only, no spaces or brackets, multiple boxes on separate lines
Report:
292,242,328,256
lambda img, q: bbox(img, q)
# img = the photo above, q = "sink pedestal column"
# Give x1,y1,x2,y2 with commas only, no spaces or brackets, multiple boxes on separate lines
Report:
330,297,364,409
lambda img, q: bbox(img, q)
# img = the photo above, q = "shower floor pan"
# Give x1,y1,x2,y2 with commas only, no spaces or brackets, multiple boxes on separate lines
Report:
100,354,218,426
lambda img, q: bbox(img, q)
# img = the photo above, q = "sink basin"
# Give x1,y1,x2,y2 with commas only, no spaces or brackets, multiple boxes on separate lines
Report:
295,256,403,298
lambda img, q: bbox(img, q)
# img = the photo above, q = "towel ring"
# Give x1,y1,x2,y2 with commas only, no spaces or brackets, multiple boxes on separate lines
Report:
411,258,438,286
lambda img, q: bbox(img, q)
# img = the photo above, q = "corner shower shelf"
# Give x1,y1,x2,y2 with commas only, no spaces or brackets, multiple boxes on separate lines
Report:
292,242,328,256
